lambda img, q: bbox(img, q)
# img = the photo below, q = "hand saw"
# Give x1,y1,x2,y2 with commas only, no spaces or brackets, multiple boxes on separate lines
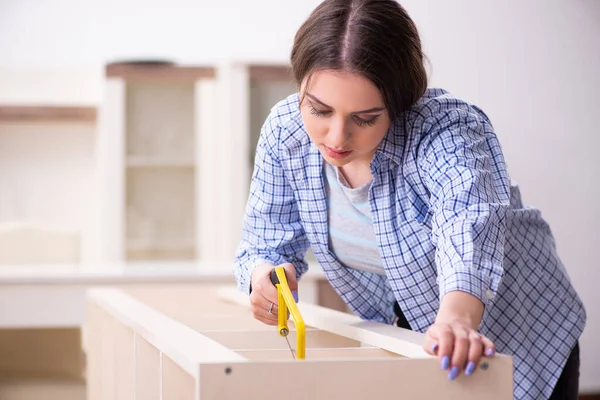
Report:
270,267,306,360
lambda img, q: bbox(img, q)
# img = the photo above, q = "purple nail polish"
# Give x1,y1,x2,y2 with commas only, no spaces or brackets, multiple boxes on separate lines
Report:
441,355,450,370
292,290,299,303
448,366,459,380
465,361,476,376
431,343,438,354
486,348,495,356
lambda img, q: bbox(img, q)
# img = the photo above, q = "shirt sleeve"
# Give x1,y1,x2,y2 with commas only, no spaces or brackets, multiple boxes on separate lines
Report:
233,115,310,295
417,106,510,324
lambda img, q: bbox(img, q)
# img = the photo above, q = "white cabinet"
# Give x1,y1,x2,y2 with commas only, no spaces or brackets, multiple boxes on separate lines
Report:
94,63,298,266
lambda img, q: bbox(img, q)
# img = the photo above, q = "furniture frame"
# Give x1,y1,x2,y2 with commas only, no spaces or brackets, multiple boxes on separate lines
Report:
85,284,513,399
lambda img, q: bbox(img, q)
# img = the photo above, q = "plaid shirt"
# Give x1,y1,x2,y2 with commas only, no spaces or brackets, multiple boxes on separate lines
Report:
234,88,586,400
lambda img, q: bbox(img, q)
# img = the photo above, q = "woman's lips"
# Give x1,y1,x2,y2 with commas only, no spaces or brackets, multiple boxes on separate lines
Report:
324,145,352,159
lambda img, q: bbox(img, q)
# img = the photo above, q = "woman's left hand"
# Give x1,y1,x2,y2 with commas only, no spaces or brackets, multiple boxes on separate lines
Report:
424,318,496,380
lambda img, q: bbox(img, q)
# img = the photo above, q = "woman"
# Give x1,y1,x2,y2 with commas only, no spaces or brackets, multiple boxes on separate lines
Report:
233,1,586,399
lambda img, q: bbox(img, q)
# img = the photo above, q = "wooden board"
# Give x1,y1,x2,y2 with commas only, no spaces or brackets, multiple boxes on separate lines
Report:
85,285,514,400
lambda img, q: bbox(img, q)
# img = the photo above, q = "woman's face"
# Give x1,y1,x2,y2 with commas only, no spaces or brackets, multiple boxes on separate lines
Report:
299,69,391,168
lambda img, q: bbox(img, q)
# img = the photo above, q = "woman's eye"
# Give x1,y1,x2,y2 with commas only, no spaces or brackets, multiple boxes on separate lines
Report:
309,105,330,117
354,116,379,127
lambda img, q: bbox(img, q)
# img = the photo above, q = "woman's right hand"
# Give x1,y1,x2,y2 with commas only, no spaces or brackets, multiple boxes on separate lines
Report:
249,262,298,325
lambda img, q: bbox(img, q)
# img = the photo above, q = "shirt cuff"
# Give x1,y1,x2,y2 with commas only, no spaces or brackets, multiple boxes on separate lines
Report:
239,257,284,295
438,265,499,311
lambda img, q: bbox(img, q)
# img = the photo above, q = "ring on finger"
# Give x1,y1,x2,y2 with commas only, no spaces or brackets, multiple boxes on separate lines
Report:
268,302,274,315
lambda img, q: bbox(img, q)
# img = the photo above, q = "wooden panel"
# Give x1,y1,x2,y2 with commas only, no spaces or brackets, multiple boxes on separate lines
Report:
0,106,96,122
98,306,116,400
237,347,402,361
176,315,280,332
106,64,214,82
0,328,84,379
201,329,361,350
124,285,249,329
87,288,245,369
200,357,513,400
162,354,196,400
135,336,160,400
114,321,135,400
219,287,430,358
85,302,115,400
85,302,101,400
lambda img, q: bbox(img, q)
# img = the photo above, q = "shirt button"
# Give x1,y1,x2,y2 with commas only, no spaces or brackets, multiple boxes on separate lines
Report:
485,290,495,300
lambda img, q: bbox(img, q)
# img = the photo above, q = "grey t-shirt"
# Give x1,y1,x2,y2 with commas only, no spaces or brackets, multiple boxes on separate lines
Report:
323,162,386,276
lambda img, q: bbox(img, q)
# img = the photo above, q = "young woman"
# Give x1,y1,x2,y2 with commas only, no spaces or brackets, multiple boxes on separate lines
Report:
233,1,586,399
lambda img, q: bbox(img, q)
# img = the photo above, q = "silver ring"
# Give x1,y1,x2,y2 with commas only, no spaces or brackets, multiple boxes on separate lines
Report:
268,303,274,315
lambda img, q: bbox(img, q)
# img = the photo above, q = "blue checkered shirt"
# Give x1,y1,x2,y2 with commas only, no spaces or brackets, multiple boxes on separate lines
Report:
234,88,586,400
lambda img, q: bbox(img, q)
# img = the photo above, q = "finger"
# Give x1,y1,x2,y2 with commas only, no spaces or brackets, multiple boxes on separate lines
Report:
280,263,297,288
423,330,439,356
251,291,279,315
250,298,278,325
465,332,484,377
430,325,454,370
448,327,470,380
481,335,496,357
249,289,279,321
252,276,278,304
252,310,278,326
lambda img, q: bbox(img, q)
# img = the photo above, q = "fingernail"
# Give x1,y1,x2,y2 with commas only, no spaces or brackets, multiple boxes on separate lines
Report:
292,290,298,303
431,343,438,354
441,355,450,370
465,361,476,376
486,348,495,356
448,366,460,380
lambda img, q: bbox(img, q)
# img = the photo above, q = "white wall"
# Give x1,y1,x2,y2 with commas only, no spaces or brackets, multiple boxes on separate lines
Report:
0,0,598,392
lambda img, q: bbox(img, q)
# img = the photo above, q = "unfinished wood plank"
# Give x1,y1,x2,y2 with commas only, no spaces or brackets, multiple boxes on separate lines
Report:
113,321,134,400
135,336,160,400
0,105,97,122
161,354,196,400
87,288,245,378
124,285,248,318
200,356,513,400
201,329,360,350
218,286,430,358
237,347,402,361
180,315,285,332
95,304,116,400
84,302,102,400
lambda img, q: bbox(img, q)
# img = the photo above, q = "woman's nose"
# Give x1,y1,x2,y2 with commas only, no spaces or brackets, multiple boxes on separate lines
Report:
328,118,349,148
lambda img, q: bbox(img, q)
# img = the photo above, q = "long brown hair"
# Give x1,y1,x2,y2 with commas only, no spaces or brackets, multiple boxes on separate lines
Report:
291,0,428,121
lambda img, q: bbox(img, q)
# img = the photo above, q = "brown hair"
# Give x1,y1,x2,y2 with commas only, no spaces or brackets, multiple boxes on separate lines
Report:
291,0,428,121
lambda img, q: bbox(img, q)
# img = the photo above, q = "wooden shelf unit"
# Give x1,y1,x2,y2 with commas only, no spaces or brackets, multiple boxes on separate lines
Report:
95,62,299,265
85,285,514,400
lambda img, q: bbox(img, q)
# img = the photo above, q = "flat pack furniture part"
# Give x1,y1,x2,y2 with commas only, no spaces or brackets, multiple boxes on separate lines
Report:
85,285,513,400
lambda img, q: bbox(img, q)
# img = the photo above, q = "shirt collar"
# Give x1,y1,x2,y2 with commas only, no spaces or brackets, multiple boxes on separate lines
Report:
372,117,406,168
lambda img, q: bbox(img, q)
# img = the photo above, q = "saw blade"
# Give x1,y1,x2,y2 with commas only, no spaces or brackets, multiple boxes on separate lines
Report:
284,335,296,359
